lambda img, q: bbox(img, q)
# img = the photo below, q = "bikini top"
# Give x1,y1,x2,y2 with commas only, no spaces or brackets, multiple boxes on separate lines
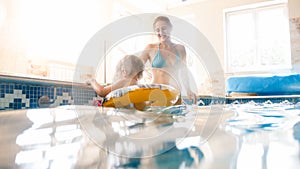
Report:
152,43,181,68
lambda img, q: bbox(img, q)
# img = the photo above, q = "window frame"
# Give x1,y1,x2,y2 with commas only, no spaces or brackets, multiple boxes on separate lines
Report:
223,0,291,73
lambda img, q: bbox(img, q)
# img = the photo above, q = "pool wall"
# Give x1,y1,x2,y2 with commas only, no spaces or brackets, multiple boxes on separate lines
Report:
226,95,300,104
0,75,98,111
2,75,299,111
0,75,228,111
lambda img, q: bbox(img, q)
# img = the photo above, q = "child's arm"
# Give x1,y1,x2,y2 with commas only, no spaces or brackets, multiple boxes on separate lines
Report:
87,78,132,97
88,79,110,97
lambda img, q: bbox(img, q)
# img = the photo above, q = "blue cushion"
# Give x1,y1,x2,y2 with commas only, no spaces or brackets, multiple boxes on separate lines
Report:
226,74,300,95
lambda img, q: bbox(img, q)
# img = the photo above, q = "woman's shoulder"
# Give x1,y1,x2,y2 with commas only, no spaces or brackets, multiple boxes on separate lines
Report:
174,43,186,59
145,43,159,49
174,44,186,51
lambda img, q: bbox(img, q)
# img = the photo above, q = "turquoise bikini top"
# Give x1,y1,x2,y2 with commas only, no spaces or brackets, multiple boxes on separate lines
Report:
152,43,181,68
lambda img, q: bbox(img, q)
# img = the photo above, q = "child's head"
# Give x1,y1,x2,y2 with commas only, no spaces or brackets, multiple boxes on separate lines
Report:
114,55,144,80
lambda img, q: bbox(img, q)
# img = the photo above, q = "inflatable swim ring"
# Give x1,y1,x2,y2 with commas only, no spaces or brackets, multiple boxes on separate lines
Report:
102,84,180,110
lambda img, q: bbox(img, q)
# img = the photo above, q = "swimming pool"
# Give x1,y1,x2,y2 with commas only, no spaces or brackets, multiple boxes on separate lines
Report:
0,101,299,169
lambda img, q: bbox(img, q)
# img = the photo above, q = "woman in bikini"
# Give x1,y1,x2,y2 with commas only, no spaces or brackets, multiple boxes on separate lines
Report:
140,16,197,104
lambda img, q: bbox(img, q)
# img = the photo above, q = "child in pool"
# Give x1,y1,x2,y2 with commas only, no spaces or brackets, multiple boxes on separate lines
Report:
86,55,145,97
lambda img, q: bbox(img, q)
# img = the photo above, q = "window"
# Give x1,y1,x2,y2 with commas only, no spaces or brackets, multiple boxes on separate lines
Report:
224,1,291,73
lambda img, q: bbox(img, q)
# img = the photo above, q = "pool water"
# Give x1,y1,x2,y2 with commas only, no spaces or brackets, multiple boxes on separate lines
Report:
223,101,300,169
0,101,300,169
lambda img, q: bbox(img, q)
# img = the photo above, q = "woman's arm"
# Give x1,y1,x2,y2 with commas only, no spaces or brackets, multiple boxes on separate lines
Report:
140,44,153,64
177,44,187,63
176,44,197,104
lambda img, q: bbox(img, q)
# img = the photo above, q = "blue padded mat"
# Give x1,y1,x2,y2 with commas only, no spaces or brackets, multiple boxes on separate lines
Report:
226,74,300,95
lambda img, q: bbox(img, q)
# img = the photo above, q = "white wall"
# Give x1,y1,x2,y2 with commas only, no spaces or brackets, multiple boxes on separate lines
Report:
1,0,299,94
0,0,114,81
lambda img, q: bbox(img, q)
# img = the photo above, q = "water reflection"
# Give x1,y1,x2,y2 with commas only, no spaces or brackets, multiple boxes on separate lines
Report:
8,105,212,169
106,140,204,169
153,142,204,169
293,121,300,158
4,102,299,169
81,106,200,157
14,106,83,169
224,102,300,169
8,102,300,168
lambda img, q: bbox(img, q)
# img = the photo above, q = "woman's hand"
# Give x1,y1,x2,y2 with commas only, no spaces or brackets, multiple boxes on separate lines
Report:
183,90,197,105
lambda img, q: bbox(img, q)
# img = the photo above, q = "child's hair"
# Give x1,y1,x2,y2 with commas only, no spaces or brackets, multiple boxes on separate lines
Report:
113,55,145,81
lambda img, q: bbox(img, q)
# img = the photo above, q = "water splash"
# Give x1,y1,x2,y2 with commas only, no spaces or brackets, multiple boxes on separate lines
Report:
223,101,300,135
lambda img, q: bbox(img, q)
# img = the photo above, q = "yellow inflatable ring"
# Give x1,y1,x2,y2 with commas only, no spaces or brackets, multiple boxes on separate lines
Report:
102,84,180,110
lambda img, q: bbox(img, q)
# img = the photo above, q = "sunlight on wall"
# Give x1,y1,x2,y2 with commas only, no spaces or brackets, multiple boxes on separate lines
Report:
19,0,104,64
124,0,167,12
0,2,6,28
0,0,113,82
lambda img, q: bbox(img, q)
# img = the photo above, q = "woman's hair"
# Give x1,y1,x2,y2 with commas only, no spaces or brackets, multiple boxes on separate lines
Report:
153,16,173,29
113,55,144,81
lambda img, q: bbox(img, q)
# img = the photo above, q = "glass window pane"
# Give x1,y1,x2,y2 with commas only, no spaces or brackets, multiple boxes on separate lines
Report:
225,3,291,73
227,12,256,71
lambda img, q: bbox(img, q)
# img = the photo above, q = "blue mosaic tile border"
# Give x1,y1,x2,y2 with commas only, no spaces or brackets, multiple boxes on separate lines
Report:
226,96,300,105
0,75,98,111
0,75,227,111
2,75,300,111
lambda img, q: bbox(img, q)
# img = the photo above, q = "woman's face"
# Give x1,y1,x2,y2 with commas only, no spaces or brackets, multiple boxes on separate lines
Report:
154,20,172,42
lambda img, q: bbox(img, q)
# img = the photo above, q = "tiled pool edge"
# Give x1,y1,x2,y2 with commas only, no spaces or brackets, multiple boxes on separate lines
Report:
226,95,300,104
0,75,98,111
1,75,300,111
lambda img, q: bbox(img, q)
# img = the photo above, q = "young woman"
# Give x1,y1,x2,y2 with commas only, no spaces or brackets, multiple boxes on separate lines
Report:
140,16,196,104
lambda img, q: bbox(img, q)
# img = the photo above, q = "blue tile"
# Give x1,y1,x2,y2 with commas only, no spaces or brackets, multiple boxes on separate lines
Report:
295,98,300,103
9,103,13,108
14,98,22,103
57,87,62,96
5,88,8,93
36,87,40,94
14,103,22,109
15,84,22,90
25,91,30,98
9,84,14,93
22,86,26,94
63,88,67,93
